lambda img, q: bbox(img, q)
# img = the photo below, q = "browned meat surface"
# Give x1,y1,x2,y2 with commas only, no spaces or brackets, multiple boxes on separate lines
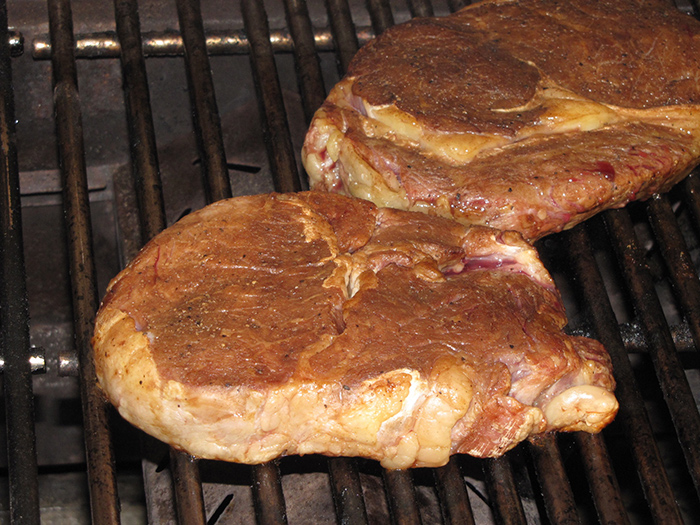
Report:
93,192,617,468
303,0,700,241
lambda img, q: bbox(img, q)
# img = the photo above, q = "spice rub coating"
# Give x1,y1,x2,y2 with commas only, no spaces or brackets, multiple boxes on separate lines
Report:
303,0,700,241
93,192,617,468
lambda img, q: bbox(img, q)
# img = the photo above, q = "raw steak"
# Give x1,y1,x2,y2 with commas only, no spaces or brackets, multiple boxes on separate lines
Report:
303,0,700,241
92,192,617,468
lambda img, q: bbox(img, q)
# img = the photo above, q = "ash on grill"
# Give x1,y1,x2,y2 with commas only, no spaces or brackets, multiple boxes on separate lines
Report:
0,0,699,523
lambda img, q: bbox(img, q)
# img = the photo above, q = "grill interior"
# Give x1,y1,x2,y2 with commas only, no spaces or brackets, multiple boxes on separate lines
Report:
2,0,700,523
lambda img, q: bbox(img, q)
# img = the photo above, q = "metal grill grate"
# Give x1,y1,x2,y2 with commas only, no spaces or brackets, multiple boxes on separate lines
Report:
1,0,700,522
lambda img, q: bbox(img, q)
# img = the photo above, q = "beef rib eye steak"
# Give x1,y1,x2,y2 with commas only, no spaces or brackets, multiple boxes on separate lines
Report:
302,0,700,241
92,192,617,468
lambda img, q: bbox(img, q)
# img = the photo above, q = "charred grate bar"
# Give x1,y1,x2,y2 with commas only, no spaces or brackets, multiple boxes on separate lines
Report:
45,0,121,522
604,208,700,495
0,0,40,522
1,0,699,522
564,224,684,523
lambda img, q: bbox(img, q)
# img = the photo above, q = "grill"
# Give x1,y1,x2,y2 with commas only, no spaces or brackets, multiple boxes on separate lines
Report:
2,0,700,522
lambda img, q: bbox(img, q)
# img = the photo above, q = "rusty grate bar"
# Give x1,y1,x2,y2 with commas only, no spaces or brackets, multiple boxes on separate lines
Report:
682,171,700,233
283,0,327,123
177,0,231,203
46,0,121,522
573,432,630,525
325,0,360,75
114,0,166,242
527,434,579,524
407,0,434,17
252,461,288,525
604,208,700,498
238,1,302,521
366,0,394,36
433,458,474,525
564,223,684,523
382,469,422,524
242,0,302,194
647,193,700,350
0,1,40,522
483,456,527,525
557,340,626,520
170,450,207,524
327,457,369,524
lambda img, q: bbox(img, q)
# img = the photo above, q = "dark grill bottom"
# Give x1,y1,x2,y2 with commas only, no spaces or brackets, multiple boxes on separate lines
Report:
1,0,699,522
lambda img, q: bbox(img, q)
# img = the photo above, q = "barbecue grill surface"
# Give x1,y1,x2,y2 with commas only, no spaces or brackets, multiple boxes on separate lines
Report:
1,0,699,523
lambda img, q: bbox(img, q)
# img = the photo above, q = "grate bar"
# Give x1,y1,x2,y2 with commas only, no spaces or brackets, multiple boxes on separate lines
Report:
647,194,700,350
0,1,40,522
604,208,700,498
170,450,207,524
565,224,684,523
283,0,327,123
366,0,395,36
574,433,630,525
177,0,231,203
407,0,434,17
433,457,475,525
46,0,121,522
327,457,369,525
483,456,528,525
682,171,700,234
252,461,288,525
382,469,422,525
528,434,580,525
31,27,376,60
242,0,302,194
325,0,360,75
113,0,166,242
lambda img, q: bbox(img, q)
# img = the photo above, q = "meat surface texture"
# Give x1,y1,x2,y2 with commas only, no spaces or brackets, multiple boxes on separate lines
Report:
302,0,700,241
93,192,617,468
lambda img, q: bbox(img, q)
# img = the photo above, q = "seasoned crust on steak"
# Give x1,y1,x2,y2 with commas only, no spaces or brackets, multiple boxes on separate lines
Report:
302,0,700,241
93,192,617,468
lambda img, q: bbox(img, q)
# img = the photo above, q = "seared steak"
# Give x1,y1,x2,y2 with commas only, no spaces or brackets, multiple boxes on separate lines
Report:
303,0,700,241
93,192,617,468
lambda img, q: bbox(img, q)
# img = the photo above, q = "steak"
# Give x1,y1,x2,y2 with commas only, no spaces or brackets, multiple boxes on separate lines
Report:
302,0,700,241
92,192,617,468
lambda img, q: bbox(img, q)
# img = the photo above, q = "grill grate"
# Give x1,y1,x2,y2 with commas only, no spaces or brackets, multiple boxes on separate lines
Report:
1,0,699,522
565,224,683,523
